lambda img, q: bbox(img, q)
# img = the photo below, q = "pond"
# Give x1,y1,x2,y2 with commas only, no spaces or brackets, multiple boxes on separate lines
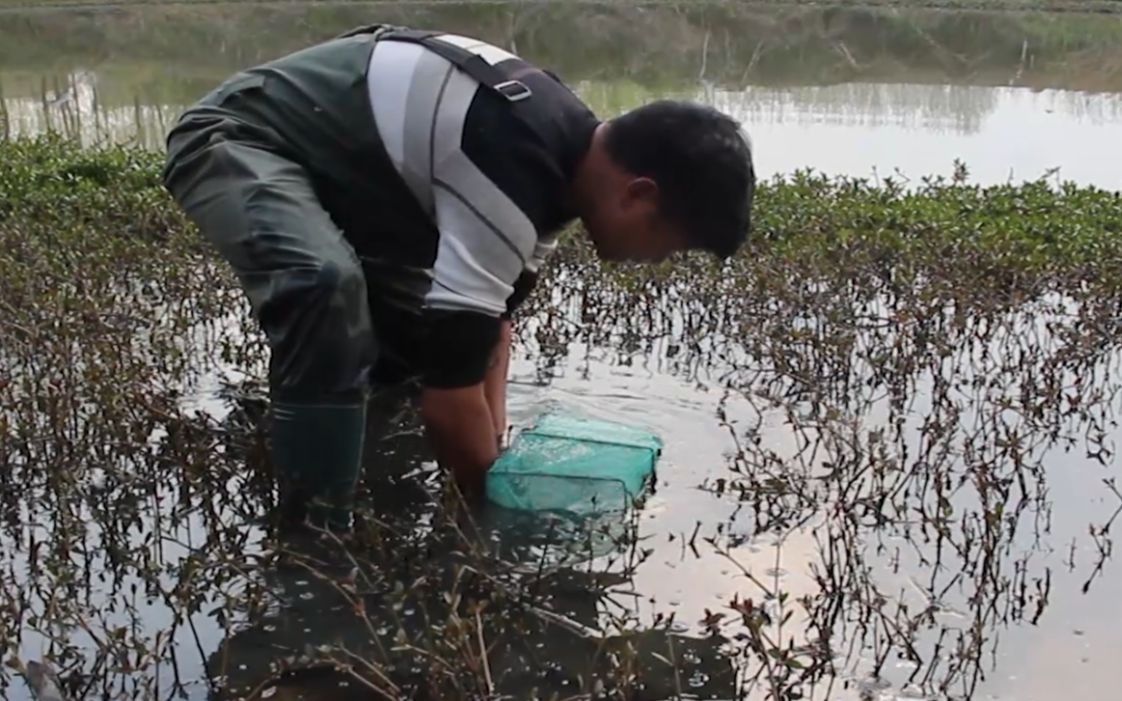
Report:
3,2,1122,701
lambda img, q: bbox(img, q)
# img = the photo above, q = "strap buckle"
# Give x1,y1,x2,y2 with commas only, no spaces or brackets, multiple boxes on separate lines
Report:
494,80,532,102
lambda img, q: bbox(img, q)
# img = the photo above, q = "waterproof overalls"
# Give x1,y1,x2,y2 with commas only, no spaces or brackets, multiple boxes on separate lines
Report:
161,25,569,530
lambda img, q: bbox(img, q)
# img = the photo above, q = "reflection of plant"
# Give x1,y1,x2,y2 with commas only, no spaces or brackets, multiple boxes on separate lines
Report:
244,493,662,700
3,138,1122,699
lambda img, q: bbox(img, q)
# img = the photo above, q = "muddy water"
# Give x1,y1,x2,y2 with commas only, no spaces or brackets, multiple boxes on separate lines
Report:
4,2,1122,700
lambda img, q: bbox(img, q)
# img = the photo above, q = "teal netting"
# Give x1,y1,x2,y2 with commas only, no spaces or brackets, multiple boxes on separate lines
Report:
486,412,662,514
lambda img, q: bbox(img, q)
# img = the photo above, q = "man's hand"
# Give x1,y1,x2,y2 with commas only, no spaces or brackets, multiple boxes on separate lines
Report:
421,383,499,500
484,320,512,447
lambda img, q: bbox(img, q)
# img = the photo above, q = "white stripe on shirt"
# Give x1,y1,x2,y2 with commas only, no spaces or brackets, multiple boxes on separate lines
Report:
368,34,539,316
436,33,518,65
366,40,422,169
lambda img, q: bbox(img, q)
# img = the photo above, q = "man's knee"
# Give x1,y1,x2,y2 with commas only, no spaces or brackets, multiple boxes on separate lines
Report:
263,256,377,399
267,255,370,340
316,256,373,339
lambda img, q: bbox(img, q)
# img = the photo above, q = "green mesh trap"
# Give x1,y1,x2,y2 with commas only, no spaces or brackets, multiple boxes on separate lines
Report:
486,412,662,513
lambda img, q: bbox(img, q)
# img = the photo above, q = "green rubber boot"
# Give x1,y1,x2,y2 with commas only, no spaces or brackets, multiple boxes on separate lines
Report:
270,400,367,534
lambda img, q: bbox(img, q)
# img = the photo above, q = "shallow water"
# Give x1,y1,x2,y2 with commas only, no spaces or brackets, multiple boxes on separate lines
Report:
4,2,1122,700
503,299,1122,701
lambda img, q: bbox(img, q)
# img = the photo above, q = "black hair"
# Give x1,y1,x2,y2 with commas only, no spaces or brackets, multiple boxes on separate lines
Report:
604,100,755,259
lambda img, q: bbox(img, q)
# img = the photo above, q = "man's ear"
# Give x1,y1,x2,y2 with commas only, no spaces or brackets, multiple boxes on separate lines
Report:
625,177,660,204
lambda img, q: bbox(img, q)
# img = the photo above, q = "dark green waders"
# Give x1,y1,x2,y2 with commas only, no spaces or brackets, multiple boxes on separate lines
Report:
161,28,424,534
164,132,376,532
162,24,556,532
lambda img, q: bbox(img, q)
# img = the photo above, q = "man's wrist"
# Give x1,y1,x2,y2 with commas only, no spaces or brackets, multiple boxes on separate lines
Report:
420,384,499,495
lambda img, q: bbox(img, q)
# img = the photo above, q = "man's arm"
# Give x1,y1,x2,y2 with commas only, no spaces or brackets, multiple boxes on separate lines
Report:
484,319,512,447
416,308,504,499
413,62,557,497
421,383,498,499
421,318,509,499
422,319,509,497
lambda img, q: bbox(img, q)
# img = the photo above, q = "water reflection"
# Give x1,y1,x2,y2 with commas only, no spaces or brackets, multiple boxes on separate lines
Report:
714,83,1122,187
5,0,1122,187
1,69,180,149
6,69,1122,187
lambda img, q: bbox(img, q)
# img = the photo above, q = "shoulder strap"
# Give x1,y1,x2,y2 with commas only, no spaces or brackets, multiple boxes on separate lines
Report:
335,23,393,39
354,26,563,173
377,29,535,104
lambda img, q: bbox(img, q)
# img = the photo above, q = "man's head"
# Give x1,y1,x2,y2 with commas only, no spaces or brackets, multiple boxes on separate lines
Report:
574,100,755,264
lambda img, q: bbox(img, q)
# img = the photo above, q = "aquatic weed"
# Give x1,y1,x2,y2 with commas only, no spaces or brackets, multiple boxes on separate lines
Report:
3,138,1122,699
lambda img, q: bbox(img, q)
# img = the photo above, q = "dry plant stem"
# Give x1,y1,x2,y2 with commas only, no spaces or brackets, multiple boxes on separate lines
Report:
475,609,494,697
336,647,402,700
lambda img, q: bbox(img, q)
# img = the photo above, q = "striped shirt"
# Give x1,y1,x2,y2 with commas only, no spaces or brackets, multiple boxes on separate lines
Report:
367,33,599,320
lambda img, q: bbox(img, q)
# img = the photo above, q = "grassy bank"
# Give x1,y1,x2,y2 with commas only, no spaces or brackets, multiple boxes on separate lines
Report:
4,138,1122,699
5,1,1122,95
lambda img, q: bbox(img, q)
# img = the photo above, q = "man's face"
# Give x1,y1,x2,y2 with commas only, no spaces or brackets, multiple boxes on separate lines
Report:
582,177,690,264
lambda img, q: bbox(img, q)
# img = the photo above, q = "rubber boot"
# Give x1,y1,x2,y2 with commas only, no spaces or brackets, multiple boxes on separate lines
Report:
270,400,367,534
